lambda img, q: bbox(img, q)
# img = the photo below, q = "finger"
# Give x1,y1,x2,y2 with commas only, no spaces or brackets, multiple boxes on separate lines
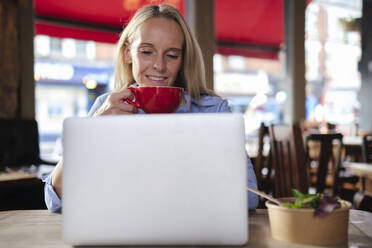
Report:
109,88,134,102
107,108,133,115
117,101,139,113
97,103,138,116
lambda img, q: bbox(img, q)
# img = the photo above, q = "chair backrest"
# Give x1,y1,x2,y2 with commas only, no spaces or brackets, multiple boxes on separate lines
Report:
254,123,272,193
306,132,343,194
362,135,372,163
269,123,309,197
0,119,40,170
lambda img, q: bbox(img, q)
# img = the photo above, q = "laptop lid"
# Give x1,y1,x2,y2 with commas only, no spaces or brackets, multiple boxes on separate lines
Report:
62,113,248,246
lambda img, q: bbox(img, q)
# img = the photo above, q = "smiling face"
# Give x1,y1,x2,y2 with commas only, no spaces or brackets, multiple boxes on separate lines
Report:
125,17,184,87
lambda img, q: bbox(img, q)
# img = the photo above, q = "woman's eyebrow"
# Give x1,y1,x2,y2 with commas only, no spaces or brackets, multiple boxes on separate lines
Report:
138,43,154,47
138,43,182,52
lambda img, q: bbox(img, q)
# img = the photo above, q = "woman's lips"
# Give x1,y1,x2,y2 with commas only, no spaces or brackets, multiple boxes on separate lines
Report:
147,75,167,81
146,75,168,85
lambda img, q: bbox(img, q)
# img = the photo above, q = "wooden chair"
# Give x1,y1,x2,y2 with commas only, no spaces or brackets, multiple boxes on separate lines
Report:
358,135,372,191
0,119,56,210
254,123,272,194
306,132,359,196
362,135,372,163
0,119,56,170
269,123,309,198
306,133,343,194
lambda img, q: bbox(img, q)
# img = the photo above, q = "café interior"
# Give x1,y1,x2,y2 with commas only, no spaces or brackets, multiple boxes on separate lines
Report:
1,0,372,247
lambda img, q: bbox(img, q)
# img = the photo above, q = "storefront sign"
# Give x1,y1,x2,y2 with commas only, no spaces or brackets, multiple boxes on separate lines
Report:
34,60,113,85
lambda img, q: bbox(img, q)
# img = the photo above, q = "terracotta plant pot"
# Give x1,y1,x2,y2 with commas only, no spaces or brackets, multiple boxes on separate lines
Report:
266,197,351,246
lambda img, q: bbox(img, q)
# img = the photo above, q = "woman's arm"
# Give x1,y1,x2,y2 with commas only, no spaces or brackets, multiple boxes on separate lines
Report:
246,156,259,209
51,159,63,198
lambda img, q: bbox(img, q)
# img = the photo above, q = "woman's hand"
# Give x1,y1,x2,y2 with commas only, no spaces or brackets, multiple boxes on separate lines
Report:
93,88,138,116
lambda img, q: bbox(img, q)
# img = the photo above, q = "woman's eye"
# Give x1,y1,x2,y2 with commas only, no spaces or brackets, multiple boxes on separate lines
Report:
167,54,179,59
140,50,152,55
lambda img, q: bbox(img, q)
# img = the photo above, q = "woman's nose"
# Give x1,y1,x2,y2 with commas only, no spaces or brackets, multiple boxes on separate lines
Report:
153,55,166,72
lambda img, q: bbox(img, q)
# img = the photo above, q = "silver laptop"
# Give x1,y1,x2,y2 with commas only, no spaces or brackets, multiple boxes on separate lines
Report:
62,113,248,246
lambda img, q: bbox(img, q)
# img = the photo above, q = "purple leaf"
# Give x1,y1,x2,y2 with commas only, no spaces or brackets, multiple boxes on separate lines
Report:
314,196,339,217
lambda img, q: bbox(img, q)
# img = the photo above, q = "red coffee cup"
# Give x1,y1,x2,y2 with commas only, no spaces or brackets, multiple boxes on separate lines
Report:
125,86,184,113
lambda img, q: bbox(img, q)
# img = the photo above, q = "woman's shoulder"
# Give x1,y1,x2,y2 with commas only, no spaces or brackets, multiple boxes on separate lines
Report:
197,95,224,105
190,94,231,113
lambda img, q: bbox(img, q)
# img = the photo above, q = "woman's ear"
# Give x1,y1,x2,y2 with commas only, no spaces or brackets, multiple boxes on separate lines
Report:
124,42,132,64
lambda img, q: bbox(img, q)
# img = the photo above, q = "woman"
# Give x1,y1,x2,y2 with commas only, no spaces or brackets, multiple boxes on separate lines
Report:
44,4,258,212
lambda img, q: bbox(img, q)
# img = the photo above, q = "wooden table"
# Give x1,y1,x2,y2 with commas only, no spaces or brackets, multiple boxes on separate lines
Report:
0,166,55,211
0,170,39,186
343,136,363,146
345,162,372,193
0,170,46,211
345,162,372,179
0,209,371,247
0,165,55,188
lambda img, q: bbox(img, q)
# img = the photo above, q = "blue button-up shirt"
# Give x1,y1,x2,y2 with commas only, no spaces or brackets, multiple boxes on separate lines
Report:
44,91,259,212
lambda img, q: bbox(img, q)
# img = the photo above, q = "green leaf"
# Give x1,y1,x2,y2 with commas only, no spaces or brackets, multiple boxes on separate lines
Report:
281,189,341,217
291,189,305,198
290,189,321,208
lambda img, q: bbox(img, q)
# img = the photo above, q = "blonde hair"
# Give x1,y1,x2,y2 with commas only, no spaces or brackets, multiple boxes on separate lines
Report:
114,4,215,100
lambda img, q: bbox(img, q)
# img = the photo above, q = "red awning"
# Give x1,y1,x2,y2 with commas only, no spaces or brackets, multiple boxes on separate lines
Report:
34,0,287,59
216,0,283,47
35,23,120,44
